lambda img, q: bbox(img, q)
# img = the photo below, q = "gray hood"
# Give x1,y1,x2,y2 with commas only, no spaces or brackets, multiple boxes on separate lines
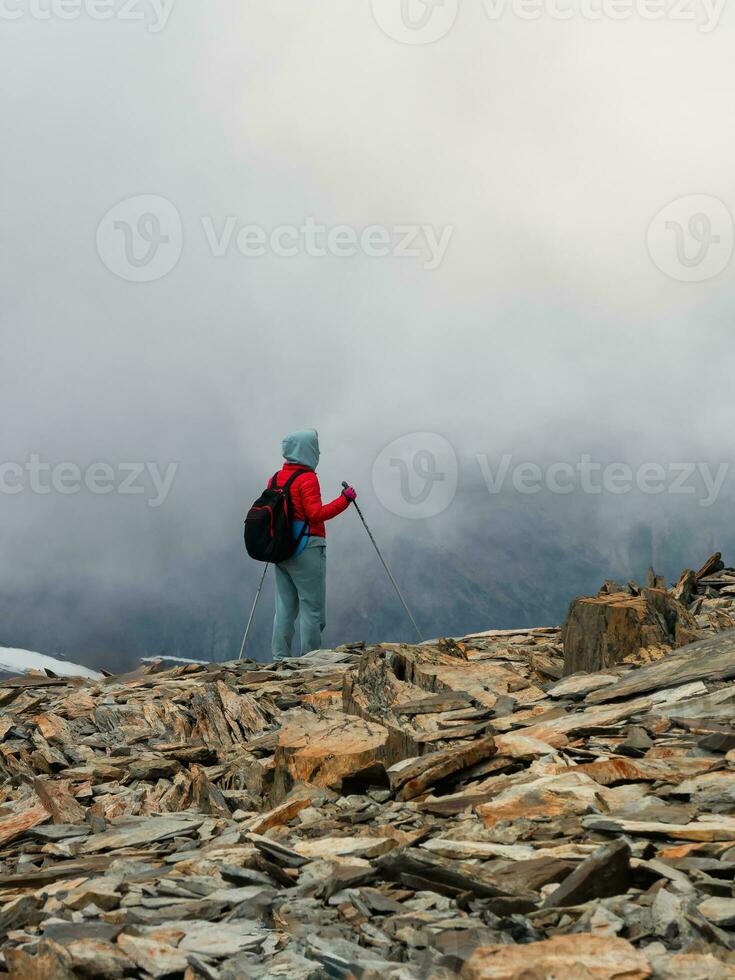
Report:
282,429,320,470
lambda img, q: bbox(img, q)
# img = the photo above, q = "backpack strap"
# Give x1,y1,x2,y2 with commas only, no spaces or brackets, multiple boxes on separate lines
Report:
293,519,310,548
282,467,311,493
268,468,311,493
280,467,311,524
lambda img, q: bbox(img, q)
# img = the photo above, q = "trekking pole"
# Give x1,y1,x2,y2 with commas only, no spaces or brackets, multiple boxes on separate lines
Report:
342,482,423,643
237,563,269,661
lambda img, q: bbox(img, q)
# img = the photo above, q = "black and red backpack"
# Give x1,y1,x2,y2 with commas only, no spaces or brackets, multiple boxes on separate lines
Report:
244,469,310,563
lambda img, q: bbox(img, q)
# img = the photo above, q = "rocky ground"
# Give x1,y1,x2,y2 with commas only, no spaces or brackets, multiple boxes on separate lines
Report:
3,554,735,978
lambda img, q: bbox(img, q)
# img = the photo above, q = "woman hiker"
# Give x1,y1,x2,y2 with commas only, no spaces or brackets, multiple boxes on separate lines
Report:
271,430,356,661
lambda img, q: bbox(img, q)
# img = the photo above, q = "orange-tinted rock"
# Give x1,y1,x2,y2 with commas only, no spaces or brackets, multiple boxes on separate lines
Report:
476,771,605,827
562,588,698,675
461,934,651,979
271,710,401,802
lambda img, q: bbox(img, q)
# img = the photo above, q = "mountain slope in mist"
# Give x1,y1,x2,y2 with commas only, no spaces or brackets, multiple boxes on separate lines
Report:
0,508,621,672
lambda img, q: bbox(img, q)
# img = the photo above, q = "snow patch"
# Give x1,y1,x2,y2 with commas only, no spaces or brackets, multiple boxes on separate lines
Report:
0,647,103,681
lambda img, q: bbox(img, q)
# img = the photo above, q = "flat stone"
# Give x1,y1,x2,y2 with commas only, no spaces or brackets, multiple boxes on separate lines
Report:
461,934,651,979
698,897,735,928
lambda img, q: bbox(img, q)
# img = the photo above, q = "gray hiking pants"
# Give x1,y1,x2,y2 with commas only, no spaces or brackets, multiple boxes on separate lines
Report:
272,538,326,660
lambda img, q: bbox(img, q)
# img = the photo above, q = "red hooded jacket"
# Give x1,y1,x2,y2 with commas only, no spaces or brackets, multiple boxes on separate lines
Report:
273,463,349,539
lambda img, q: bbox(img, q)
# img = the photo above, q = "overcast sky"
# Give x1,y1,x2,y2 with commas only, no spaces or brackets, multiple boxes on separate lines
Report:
1,2,733,662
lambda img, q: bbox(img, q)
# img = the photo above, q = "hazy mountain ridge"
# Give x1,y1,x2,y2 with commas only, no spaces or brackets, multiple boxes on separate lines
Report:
0,508,670,672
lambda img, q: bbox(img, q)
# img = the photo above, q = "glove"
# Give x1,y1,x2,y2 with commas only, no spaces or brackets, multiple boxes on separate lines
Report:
342,485,357,502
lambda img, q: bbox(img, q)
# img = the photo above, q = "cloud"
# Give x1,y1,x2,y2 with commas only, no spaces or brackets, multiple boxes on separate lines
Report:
0,3,732,666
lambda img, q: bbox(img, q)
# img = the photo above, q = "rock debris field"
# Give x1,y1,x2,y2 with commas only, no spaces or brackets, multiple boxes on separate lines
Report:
3,553,735,978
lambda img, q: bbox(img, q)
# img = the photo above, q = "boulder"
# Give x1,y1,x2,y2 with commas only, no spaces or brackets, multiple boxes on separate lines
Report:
696,551,725,580
270,710,402,802
562,588,698,675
